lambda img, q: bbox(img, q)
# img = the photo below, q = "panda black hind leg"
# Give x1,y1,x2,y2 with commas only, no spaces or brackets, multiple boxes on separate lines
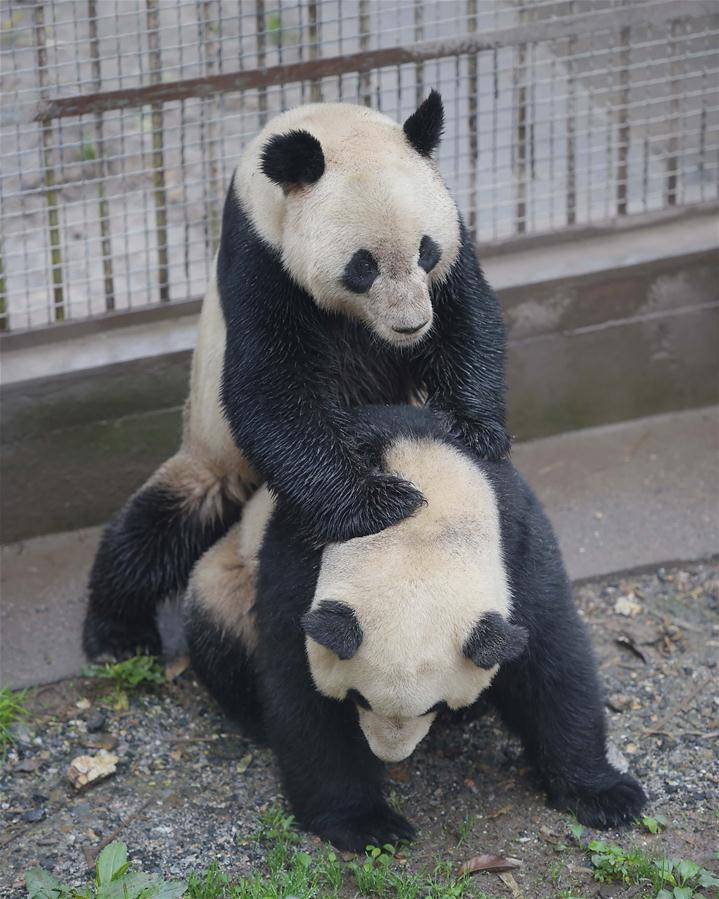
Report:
83,451,249,661
488,598,646,828
486,483,646,829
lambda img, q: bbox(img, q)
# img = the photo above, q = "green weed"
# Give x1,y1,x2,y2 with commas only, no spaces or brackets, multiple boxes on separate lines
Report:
0,687,28,751
83,654,164,708
640,814,669,835
588,839,719,898
25,840,185,899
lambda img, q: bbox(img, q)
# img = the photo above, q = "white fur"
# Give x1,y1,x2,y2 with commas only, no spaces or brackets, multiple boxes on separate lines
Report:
233,103,461,346
187,487,273,648
306,438,511,762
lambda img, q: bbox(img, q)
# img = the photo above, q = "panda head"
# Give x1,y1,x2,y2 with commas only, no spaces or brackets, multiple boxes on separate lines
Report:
302,599,527,763
236,91,460,347
300,437,528,763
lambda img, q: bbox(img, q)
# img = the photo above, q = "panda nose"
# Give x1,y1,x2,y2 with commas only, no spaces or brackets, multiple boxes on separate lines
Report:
393,320,429,335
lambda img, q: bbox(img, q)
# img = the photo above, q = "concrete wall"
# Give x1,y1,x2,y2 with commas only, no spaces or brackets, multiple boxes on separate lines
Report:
2,210,717,544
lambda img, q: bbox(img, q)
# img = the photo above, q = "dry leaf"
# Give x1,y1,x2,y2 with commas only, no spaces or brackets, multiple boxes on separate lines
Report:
498,871,522,897
165,655,191,682
387,764,410,782
459,854,521,875
67,751,118,790
488,803,512,819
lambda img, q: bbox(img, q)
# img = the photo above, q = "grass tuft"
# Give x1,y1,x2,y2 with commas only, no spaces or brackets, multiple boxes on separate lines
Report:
0,687,28,752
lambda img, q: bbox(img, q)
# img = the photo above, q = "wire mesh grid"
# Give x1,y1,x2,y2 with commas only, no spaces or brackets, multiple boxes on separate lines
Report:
1,0,717,331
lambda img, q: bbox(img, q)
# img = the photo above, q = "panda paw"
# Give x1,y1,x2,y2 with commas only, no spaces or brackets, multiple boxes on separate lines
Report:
313,473,425,544
309,803,416,852
451,417,511,462
82,611,162,662
551,772,647,829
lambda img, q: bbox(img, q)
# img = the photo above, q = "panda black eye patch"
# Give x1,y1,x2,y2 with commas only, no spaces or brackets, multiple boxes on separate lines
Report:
341,249,379,293
418,235,441,273
346,688,371,710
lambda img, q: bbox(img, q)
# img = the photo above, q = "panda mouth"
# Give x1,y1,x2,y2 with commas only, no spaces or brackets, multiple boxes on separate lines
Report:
384,321,432,347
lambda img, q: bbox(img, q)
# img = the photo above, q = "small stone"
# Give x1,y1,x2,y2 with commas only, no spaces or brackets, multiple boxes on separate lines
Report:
76,698,91,710
67,751,118,790
624,742,638,754
614,594,642,617
22,808,47,823
85,710,107,733
606,693,632,713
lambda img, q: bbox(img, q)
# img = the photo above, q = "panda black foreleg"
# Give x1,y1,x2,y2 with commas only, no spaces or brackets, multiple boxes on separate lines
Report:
486,601,646,828
259,671,414,851
83,455,242,660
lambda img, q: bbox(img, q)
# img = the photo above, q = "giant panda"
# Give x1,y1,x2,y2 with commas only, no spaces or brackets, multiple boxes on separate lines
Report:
184,405,646,851
83,91,509,661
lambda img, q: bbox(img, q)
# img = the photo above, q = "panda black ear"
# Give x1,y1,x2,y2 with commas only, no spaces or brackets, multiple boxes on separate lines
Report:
301,600,363,660
261,129,325,190
463,612,528,670
403,89,444,157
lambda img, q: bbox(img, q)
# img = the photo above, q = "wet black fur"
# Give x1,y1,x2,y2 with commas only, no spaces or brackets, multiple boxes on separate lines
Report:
218,182,509,547
82,483,241,660
186,405,646,850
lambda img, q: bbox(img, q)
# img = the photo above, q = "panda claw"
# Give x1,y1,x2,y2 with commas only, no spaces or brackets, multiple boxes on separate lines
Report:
309,804,416,852
82,612,162,662
550,772,647,830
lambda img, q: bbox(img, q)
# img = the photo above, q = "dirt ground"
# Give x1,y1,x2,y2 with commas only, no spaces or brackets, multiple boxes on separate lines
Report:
2,560,718,897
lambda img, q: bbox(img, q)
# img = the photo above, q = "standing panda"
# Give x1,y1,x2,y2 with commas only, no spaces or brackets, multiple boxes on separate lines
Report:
83,92,510,661
185,406,646,851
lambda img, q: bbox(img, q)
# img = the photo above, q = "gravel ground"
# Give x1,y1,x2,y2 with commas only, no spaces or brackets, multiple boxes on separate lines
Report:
2,559,718,897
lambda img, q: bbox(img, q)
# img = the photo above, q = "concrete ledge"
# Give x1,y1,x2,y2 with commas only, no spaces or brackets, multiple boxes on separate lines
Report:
2,407,717,689
2,211,717,542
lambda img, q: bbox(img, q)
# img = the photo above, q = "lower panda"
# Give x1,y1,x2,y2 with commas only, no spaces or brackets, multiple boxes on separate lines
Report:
185,405,646,850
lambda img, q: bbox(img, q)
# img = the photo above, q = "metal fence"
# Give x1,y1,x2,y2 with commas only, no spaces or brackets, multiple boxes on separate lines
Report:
1,0,717,333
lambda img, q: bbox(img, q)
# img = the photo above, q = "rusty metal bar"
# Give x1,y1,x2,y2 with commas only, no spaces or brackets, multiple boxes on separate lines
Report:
88,0,115,311
202,0,221,248
358,0,371,107
146,0,170,302
666,19,682,206
414,0,425,107
0,238,6,331
514,28,527,234
616,24,631,216
566,3,576,226
307,0,322,103
33,3,65,322
466,0,478,236
35,0,713,123
255,0,268,126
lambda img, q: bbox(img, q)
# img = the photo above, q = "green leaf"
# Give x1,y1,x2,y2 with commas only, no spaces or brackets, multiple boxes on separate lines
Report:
568,820,585,840
656,891,674,899
141,881,187,899
672,888,692,899
675,859,700,883
25,868,68,899
96,872,154,899
698,868,719,887
641,815,668,834
96,841,129,885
